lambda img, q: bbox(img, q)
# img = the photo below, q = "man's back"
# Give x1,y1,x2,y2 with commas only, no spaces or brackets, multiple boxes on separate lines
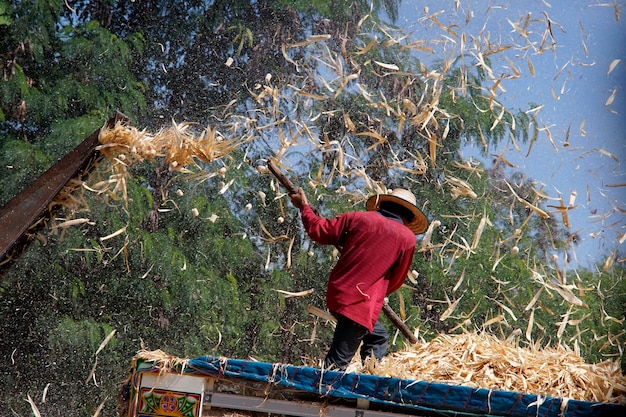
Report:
301,207,415,330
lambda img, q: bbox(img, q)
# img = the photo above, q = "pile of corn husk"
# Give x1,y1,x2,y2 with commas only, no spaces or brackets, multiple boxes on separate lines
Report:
349,332,626,404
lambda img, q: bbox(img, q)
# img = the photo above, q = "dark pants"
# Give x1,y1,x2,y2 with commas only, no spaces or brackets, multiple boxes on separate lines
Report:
324,312,389,371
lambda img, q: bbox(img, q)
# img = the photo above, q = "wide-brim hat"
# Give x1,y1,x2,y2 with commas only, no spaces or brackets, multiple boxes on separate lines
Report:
366,188,428,234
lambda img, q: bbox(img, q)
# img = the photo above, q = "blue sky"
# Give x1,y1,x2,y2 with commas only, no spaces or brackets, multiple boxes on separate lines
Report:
397,0,625,267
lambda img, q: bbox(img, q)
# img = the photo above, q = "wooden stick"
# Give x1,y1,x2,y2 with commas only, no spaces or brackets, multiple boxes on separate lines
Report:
268,159,298,194
383,301,418,344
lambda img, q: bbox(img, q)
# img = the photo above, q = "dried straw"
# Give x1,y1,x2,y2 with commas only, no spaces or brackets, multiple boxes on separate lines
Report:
93,121,248,201
350,331,626,405
133,348,191,375
98,121,244,171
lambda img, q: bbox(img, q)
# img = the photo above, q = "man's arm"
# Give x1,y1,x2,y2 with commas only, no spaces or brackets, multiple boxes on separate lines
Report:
289,189,347,246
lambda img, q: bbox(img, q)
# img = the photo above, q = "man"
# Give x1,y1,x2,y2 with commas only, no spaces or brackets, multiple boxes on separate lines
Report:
289,187,428,371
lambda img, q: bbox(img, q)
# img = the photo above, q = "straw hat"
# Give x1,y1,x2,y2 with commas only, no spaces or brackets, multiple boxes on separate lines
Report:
366,188,428,234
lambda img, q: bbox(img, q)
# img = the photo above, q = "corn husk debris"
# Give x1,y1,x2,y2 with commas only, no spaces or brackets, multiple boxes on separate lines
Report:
349,332,626,404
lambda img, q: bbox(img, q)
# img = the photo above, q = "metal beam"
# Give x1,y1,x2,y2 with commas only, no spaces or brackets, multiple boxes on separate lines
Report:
206,392,418,417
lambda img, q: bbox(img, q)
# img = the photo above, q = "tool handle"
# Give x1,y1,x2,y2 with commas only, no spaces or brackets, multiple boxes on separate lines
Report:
382,302,418,344
268,157,320,216
268,159,298,194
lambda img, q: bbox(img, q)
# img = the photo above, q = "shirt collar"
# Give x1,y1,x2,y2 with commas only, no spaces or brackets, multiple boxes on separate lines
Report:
378,209,404,224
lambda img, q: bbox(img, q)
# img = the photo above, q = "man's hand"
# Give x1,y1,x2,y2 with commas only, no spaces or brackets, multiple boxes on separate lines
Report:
289,188,308,210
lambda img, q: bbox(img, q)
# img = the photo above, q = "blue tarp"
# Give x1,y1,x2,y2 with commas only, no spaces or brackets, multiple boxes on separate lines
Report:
188,356,624,417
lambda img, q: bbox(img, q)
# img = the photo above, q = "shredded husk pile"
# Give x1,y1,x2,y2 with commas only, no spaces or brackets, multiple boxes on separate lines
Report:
135,332,626,405
350,332,626,405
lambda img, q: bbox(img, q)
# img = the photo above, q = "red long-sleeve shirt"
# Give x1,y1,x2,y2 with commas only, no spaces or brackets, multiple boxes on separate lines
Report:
300,205,416,332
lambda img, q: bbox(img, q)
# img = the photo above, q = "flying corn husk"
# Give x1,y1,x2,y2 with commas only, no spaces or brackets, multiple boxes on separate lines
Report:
343,113,356,132
607,59,621,75
470,215,491,250
452,268,465,293
95,329,117,356
440,294,463,321
373,60,399,71
491,298,518,321
357,130,388,149
557,306,573,339
491,150,517,168
606,88,618,106
527,56,536,77
257,217,291,243
446,175,478,199
547,197,578,228
274,288,314,298
452,160,483,176
578,147,619,163
92,398,107,417
307,305,336,323
482,314,505,327
526,308,535,341
281,44,299,69
398,292,406,320
355,37,379,55
403,40,435,53
26,395,42,417
428,13,460,38
549,282,587,307
503,179,550,218
94,121,246,203
85,329,117,385
99,226,127,241
285,34,331,49
420,219,441,251
285,236,295,268
603,250,616,272
52,218,93,229
525,288,544,311
218,178,235,194
427,130,438,165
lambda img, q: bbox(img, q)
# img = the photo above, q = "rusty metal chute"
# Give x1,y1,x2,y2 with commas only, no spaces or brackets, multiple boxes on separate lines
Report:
0,111,129,275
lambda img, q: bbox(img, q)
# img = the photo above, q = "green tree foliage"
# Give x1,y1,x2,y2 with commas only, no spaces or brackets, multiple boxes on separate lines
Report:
0,0,145,204
0,0,624,415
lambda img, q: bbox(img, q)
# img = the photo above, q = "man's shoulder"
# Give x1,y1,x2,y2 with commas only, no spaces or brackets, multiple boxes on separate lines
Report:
352,211,416,238
345,210,381,222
